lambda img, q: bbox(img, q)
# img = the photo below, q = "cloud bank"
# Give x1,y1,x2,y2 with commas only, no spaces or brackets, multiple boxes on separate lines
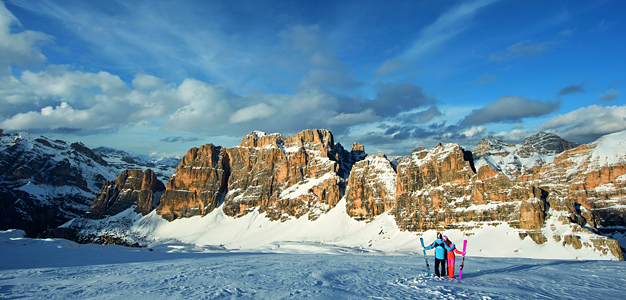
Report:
460,95,560,126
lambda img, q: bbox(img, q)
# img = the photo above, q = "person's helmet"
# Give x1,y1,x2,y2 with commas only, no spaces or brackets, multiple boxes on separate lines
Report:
442,235,448,241
437,232,442,239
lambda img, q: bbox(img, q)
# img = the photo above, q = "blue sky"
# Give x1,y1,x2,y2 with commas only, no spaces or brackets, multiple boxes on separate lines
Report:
0,0,624,158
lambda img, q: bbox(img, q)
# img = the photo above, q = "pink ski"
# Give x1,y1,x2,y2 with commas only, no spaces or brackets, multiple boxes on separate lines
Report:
459,240,467,279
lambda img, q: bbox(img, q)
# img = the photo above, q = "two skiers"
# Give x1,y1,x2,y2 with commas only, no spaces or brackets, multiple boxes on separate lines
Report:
423,233,463,278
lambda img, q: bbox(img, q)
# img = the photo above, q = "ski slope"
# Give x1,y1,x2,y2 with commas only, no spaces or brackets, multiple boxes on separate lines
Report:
1,230,625,299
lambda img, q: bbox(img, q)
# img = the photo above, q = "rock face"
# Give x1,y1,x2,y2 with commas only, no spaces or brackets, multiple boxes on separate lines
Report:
388,132,623,259
156,144,230,221
86,169,165,218
345,154,397,220
517,131,626,260
157,129,365,221
395,143,480,231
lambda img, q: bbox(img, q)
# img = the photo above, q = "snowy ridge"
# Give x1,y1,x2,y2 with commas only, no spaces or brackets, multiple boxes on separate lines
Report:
1,132,117,200
589,130,626,166
473,132,577,181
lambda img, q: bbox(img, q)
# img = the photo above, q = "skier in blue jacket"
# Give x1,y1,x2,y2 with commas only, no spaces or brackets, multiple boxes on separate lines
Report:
424,232,447,277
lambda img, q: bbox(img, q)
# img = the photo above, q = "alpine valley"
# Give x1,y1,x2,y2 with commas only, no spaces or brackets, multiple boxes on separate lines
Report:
2,128,625,260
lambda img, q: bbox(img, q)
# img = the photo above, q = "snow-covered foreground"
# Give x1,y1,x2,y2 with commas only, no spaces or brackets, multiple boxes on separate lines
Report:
2,230,625,299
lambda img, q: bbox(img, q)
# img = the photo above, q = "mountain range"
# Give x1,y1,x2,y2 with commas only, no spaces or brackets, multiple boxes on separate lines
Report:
1,128,625,260
0,129,178,236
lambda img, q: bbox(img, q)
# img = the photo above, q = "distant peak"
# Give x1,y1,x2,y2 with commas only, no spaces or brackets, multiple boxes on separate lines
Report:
249,130,268,138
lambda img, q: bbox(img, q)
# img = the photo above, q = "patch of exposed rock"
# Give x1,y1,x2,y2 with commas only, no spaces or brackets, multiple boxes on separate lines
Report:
345,154,397,220
86,169,165,218
156,144,230,221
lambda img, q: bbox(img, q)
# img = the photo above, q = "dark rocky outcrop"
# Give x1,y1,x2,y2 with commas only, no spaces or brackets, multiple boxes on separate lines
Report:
86,169,165,218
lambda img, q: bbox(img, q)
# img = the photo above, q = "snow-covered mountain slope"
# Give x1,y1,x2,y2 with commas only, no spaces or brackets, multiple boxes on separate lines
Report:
0,131,178,236
473,132,578,181
3,229,626,300
59,198,621,260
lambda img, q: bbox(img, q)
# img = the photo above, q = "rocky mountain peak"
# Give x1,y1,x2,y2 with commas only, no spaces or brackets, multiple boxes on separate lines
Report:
71,142,108,166
516,131,578,158
473,135,513,159
41,129,626,260
239,131,284,148
351,142,365,152
473,132,578,181
345,154,397,220
86,169,165,219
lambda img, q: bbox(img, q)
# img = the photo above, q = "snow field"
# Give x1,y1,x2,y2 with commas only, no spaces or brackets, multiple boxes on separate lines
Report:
2,230,626,299
124,198,618,260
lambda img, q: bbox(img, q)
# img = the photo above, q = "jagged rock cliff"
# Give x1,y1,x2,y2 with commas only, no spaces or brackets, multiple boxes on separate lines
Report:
345,154,397,220
517,131,626,259
87,169,165,218
156,144,230,221
157,129,365,222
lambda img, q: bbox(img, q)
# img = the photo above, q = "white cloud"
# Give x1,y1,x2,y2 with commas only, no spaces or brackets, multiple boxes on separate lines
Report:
0,68,175,131
0,1,52,71
20,66,129,99
132,73,166,91
229,103,277,124
539,105,626,142
461,126,485,138
1,102,92,130
162,79,238,131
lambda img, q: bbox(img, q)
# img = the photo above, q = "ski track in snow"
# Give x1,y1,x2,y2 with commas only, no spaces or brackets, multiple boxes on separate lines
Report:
2,235,626,299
